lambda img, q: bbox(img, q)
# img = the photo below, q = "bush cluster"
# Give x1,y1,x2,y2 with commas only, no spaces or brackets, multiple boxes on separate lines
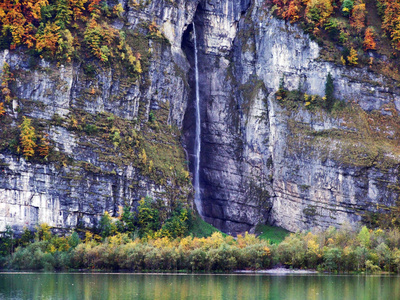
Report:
2,223,400,273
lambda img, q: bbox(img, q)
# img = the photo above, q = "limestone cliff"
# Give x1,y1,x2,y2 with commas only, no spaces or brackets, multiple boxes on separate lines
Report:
1,0,400,234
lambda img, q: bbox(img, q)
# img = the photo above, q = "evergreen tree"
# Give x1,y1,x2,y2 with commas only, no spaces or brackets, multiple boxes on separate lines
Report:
325,72,335,111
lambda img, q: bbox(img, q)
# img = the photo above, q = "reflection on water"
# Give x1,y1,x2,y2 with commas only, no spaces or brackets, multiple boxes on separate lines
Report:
0,273,399,300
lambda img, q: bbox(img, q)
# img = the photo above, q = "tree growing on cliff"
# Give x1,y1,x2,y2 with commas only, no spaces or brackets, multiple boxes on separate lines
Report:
0,102,5,117
37,134,50,158
350,0,366,32
363,27,376,51
1,62,14,102
19,116,37,159
325,72,335,111
347,47,358,65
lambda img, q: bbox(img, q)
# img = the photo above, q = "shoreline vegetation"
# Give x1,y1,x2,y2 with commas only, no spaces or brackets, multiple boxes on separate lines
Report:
1,215,400,274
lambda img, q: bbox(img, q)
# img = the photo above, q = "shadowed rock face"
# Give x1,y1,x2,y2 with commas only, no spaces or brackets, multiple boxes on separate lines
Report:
182,0,400,235
1,0,400,235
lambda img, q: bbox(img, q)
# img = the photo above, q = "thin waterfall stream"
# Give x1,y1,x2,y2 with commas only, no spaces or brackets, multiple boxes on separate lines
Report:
193,23,203,217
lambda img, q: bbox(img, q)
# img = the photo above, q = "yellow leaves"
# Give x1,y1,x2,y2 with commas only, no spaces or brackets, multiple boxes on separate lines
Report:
27,0,49,20
69,0,88,20
19,116,37,159
347,47,358,65
112,3,124,17
1,62,14,102
35,22,61,54
237,232,260,248
84,19,117,62
140,148,147,165
0,102,5,117
148,20,163,38
306,0,333,26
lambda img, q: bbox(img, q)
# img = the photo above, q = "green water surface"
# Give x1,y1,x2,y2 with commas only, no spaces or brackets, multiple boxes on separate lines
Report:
0,273,399,299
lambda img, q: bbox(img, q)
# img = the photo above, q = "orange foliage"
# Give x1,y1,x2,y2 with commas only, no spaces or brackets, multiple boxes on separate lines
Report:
363,27,376,51
35,22,61,54
284,0,302,22
88,0,101,17
0,0,48,49
37,134,50,158
381,0,400,50
273,0,305,23
69,0,88,20
350,1,366,32
0,102,5,117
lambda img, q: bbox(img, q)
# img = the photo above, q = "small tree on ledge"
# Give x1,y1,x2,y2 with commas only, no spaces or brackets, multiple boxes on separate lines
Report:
19,116,37,159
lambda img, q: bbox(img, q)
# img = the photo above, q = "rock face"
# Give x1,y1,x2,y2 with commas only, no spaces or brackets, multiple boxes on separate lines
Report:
1,0,400,234
0,0,195,233
182,0,400,234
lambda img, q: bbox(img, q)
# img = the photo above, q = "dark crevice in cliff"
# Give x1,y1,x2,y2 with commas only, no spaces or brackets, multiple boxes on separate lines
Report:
181,4,206,216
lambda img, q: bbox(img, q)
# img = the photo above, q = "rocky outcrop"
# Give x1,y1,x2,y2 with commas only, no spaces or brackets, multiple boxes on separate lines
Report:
182,0,400,234
1,0,400,235
0,0,195,233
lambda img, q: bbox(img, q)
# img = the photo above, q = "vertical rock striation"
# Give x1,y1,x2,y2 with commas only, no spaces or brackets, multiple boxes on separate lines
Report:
1,0,400,235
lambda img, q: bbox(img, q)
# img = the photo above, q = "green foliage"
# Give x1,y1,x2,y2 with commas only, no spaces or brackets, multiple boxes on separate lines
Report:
99,211,117,238
18,227,34,247
68,232,81,248
161,206,189,238
3,224,400,273
0,226,15,256
255,224,290,244
358,226,371,247
137,197,161,236
84,123,98,134
324,18,339,39
324,72,335,111
119,206,136,233
188,215,223,238
342,0,354,17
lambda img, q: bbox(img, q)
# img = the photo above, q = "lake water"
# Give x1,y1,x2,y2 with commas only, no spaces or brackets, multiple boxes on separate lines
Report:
0,273,399,299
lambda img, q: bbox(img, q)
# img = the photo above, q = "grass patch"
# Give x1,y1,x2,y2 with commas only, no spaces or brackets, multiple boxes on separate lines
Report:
255,224,290,244
189,215,226,238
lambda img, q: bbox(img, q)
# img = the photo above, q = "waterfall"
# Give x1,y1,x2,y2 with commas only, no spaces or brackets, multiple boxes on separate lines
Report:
193,23,203,217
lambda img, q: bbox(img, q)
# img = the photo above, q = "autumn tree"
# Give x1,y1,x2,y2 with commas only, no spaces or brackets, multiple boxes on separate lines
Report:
0,102,5,117
19,116,37,159
381,0,400,50
37,133,50,158
1,62,14,102
69,0,88,20
350,0,366,32
363,27,376,51
347,47,359,65
342,0,354,16
35,22,61,55
306,0,334,26
284,0,302,23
